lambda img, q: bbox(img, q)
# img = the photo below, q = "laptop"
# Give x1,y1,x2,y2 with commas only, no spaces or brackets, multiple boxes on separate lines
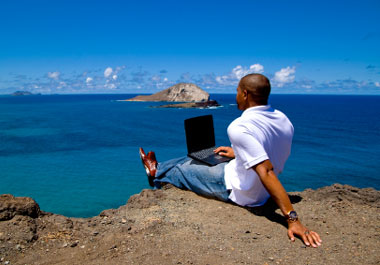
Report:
184,115,232,166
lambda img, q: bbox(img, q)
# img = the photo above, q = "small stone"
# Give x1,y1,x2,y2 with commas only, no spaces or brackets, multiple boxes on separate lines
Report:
245,230,251,234
5,261,10,265
70,242,78,247
110,245,117,249
121,218,127,224
266,235,271,239
256,232,261,235
269,257,274,261
253,236,258,239
93,231,99,236
326,232,329,235
62,243,68,248
80,245,85,249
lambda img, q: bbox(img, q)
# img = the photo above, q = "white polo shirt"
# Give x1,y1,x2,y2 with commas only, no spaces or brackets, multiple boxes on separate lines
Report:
224,105,294,207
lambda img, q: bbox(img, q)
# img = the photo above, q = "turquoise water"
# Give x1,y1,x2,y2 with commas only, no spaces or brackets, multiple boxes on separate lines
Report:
1,94,379,217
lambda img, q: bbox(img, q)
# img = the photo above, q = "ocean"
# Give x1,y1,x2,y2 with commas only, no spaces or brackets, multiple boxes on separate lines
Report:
1,94,379,217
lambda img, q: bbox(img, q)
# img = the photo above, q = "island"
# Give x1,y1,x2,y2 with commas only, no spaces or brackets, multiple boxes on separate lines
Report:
123,83,220,108
11,91,41,96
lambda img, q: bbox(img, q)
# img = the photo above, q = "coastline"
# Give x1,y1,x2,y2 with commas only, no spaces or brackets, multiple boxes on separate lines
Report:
1,183,379,264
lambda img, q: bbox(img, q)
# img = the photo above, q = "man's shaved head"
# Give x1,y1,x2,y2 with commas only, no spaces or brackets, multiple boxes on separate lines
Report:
239,74,271,105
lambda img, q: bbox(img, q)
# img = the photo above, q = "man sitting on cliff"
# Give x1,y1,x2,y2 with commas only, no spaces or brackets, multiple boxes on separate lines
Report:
139,73,322,247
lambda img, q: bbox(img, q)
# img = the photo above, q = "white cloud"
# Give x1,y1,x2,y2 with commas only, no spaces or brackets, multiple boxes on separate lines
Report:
375,82,380,87
273,66,296,87
104,67,113,78
86,77,93,83
230,65,244,79
232,64,264,79
216,64,265,86
115,66,126,73
112,74,118,80
249,64,264,74
57,81,67,89
47,71,60,80
149,75,172,89
104,83,117,89
151,75,161,82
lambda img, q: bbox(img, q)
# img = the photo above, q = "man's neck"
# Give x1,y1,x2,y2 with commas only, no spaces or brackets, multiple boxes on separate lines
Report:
243,101,267,110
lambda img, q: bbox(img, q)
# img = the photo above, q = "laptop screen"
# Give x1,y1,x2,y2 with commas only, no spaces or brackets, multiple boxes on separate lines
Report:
184,115,216,153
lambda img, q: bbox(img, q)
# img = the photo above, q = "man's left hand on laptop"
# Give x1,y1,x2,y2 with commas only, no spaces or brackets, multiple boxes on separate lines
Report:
214,146,235,158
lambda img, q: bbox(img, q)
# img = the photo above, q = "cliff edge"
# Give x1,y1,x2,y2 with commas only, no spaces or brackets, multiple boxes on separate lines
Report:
0,184,379,264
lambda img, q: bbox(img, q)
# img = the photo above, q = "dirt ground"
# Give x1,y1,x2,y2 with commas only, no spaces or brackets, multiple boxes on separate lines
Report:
1,183,379,265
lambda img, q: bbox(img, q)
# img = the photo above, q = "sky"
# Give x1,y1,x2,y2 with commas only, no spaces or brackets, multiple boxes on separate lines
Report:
0,0,380,94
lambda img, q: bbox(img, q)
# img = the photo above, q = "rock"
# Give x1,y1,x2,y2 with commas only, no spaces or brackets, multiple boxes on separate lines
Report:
127,189,165,209
0,184,379,265
70,242,78,248
12,91,33,96
125,83,209,102
0,194,40,221
0,215,37,244
157,100,220,109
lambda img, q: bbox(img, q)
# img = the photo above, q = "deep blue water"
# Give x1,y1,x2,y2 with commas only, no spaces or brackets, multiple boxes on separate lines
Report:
1,94,379,217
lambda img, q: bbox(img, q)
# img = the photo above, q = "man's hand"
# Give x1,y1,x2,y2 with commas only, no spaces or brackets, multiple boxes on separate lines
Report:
287,221,322,248
214,146,235,158
254,160,322,247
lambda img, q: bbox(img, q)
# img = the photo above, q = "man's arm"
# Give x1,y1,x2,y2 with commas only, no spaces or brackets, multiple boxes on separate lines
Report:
214,146,235,158
253,159,322,247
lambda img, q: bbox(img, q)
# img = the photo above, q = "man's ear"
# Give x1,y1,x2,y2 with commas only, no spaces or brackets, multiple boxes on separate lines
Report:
243,89,248,99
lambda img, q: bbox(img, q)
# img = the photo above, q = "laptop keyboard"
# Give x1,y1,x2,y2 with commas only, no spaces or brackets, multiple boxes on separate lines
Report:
190,147,216,160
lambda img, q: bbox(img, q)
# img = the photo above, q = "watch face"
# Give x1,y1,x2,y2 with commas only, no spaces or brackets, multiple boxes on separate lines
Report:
289,211,298,219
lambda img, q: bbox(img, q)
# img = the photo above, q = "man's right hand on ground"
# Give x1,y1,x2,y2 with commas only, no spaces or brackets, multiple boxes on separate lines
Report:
214,146,235,158
287,220,322,248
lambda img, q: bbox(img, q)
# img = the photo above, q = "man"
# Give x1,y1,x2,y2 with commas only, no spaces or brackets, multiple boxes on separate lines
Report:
140,74,322,247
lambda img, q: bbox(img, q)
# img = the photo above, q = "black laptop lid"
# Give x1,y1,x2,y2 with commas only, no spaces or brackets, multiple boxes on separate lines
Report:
184,115,215,153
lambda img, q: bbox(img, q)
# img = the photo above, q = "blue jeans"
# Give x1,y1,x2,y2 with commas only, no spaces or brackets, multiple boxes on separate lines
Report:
154,156,231,202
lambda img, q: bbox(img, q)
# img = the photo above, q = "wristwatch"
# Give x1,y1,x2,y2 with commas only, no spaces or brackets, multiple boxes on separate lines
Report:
285,210,298,222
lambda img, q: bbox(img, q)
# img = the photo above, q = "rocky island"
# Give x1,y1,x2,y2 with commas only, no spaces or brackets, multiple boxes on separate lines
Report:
11,91,40,96
124,83,220,108
0,184,379,264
